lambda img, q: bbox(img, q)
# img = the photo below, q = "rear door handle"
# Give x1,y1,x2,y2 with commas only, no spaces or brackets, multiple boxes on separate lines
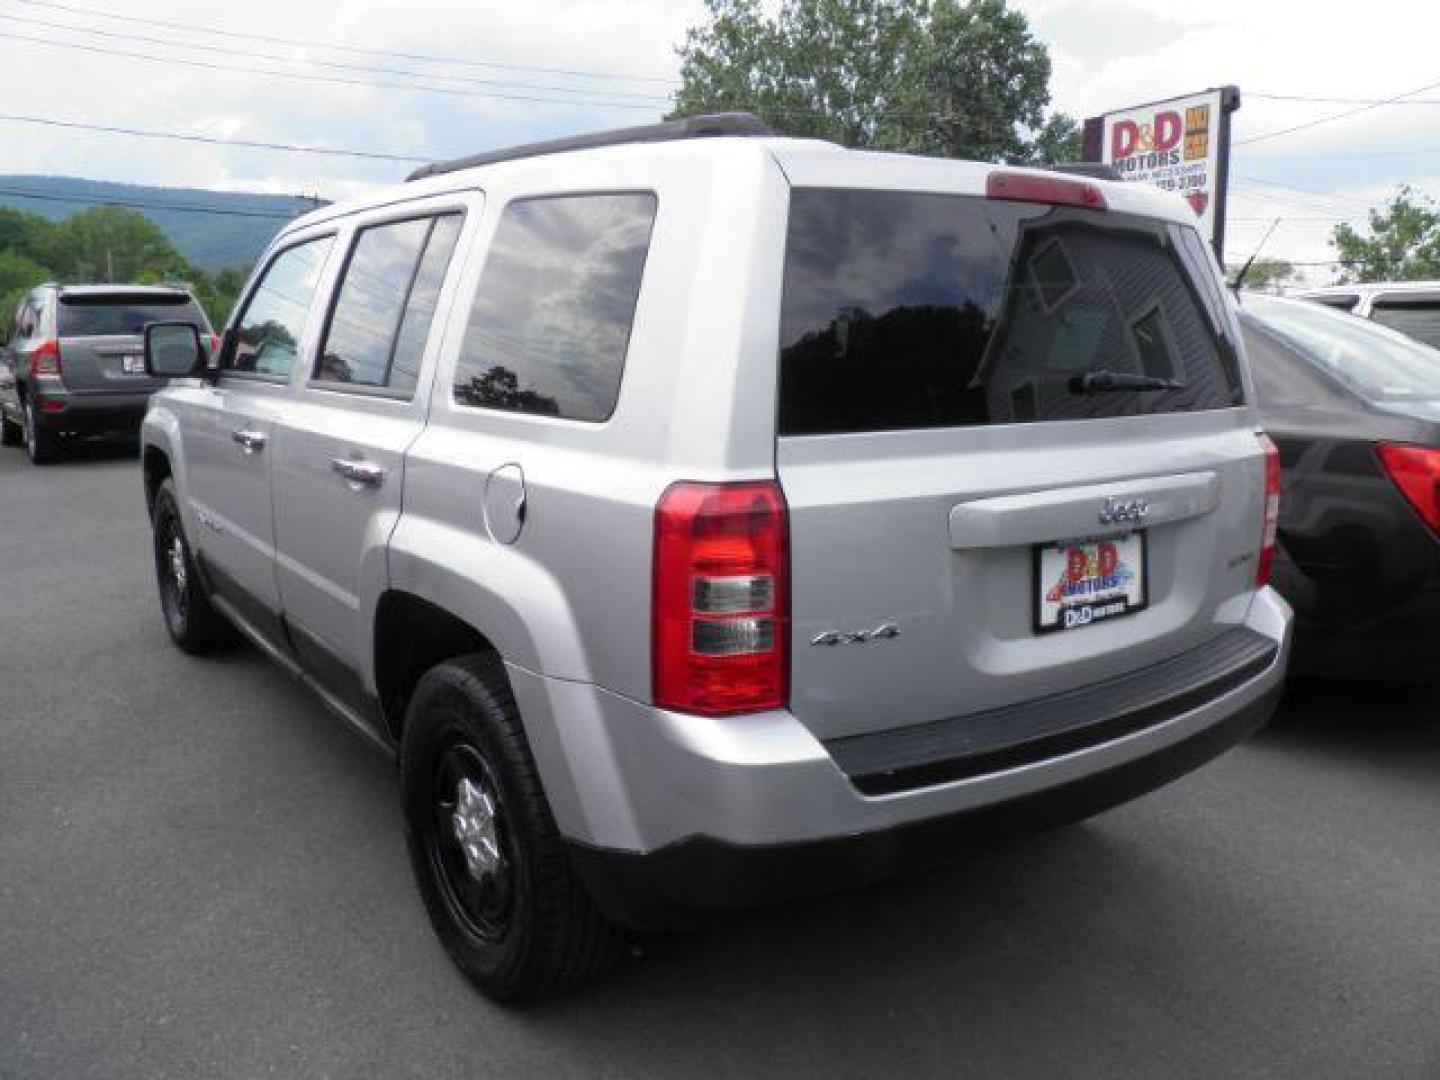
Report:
331,457,386,488
231,428,267,454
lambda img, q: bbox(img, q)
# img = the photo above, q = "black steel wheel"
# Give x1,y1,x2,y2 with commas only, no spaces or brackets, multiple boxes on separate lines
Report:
400,653,624,1003
150,479,235,654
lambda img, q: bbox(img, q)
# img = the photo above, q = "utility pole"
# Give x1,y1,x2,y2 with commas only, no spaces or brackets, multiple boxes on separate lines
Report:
106,248,114,284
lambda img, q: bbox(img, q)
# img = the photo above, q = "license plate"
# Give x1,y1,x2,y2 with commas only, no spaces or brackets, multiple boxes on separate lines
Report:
1034,532,1148,633
121,354,145,374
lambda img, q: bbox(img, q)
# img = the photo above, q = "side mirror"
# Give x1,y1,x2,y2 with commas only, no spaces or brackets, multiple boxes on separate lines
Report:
145,321,206,378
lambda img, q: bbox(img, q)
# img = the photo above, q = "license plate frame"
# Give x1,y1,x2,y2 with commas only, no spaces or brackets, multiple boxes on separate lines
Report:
1033,532,1149,634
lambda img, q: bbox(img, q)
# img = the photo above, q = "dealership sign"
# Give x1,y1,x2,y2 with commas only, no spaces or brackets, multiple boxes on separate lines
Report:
1083,86,1240,260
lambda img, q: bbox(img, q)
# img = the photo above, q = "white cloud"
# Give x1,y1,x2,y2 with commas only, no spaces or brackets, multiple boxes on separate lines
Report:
3,0,1434,283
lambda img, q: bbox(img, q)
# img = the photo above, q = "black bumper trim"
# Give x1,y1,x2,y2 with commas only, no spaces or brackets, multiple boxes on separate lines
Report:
567,681,1281,930
825,627,1278,795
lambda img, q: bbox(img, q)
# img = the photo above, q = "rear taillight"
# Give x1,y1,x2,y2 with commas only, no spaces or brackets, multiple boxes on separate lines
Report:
1256,433,1281,588
653,481,789,716
986,171,1107,210
29,338,61,377
1376,443,1440,534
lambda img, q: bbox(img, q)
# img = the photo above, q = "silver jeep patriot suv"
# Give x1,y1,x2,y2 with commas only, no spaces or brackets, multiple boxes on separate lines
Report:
140,114,1291,1002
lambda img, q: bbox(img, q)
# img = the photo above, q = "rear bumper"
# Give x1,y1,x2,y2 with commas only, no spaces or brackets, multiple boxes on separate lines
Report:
510,588,1291,926
569,684,1280,927
31,388,154,432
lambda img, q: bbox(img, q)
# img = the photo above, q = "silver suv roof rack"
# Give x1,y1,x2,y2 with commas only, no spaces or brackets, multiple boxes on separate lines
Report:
406,112,774,182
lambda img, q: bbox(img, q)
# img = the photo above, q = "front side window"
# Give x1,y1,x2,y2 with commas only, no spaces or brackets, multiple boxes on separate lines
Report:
778,189,1243,435
315,213,462,393
228,236,334,378
453,193,656,422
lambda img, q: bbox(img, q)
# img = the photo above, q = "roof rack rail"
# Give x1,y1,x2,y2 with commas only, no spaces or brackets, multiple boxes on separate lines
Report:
406,112,774,182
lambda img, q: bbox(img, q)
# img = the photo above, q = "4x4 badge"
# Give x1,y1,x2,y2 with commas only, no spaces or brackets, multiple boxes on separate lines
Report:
1098,496,1149,526
811,623,900,647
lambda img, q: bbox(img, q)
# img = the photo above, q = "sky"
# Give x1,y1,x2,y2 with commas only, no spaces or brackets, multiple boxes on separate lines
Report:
1,0,1437,284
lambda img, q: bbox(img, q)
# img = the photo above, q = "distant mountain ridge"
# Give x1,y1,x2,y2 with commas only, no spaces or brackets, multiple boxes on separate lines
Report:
0,175,323,271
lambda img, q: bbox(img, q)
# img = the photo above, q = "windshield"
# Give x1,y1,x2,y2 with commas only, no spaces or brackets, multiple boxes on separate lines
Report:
1245,294,1440,400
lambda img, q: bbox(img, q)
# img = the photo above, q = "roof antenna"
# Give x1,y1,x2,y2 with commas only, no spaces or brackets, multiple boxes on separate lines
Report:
1231,218,1281,294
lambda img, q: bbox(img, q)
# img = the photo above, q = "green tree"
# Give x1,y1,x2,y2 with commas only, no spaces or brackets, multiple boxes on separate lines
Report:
40,205,191,284
1331,186,1440,283
1227,257,1296,289
672,0,1078,163
0,207,55,265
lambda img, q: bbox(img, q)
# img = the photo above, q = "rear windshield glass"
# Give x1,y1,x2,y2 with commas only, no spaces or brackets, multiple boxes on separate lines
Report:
1245,294,1440,400
58,295,207,337
778,189,1243,435
1369,299,1440,350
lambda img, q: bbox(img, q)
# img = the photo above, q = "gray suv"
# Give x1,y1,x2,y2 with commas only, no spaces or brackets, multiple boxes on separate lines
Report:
1,284,212,463
139,114,1292,1002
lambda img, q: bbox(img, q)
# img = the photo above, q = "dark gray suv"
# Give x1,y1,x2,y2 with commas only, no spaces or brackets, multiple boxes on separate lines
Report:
0,283,212,463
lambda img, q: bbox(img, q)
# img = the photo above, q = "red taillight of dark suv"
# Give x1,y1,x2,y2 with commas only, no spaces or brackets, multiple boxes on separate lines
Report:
653,480,789,716
29,338,61,377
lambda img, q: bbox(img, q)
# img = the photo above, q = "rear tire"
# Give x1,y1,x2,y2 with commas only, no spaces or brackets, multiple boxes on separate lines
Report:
400,653,625,1003
22,396,58,464
151,479,235,654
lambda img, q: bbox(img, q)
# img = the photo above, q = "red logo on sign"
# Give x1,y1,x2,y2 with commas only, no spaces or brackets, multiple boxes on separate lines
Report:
1185,191,1209,216
1110,111,1183,159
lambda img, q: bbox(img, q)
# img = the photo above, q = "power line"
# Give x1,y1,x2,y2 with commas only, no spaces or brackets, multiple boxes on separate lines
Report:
0,12,673,103
1250,91,1440,106
0,112,430,163
9,0,682,85
0,185,304,220
0,32,936,124
1235,174,1380,207
0,30,667,110
1237,75,1440,146
1228,215,1364,222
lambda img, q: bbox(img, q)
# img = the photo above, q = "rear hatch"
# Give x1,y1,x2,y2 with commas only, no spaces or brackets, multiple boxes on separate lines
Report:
776,176,1268,741
56,291,210,392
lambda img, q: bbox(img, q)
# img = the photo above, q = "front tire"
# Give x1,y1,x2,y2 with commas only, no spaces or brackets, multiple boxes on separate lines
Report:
151,479,235,654
400,654,624,1003
0,409,20,447
22,396,58,464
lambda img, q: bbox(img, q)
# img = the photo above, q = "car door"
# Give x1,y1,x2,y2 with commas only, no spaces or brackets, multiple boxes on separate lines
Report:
181,232,337,640
271,201,471,711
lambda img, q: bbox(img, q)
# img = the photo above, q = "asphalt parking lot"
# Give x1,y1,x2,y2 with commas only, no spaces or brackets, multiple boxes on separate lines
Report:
3,440,1439,1079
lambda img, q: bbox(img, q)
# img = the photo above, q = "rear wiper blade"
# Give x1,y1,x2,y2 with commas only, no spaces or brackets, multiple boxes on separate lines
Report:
1068,369,1185,395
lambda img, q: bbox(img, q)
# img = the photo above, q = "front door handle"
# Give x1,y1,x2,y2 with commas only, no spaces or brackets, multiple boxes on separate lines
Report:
231,428,267,454
331,457,386,488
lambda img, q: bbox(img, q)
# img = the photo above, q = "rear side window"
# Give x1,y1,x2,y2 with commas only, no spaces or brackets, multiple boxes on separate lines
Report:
453,193,656,422
57,295,207,337
228,236,334,378
778,189,1243,435
1369,299,1440,350
316,213,462,393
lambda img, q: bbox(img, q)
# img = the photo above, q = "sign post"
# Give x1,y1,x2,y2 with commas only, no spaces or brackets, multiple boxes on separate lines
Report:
1082,86,1240,263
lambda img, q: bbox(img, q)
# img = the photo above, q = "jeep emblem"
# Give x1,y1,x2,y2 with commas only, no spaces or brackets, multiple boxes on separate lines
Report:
1098,496,1149,526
